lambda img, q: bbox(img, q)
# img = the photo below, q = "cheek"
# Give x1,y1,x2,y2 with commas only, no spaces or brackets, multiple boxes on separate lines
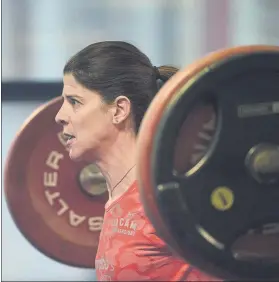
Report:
74,107,112,139
93,114,112,134
71,110,90,135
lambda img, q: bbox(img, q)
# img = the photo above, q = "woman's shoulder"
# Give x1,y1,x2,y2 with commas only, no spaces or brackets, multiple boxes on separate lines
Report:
117,180,142,209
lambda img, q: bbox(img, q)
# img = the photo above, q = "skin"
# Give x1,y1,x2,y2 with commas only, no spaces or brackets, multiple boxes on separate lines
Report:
55,74,138,203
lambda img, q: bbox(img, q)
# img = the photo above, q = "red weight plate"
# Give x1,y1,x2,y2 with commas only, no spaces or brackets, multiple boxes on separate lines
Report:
4,97,108,268
136,45,279,256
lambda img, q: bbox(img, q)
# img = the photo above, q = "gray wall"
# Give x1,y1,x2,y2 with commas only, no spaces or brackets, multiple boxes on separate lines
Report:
2,0,279,280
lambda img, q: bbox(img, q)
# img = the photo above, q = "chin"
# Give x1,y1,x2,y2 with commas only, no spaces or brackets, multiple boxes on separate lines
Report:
69,148,84,162
69,145,95,163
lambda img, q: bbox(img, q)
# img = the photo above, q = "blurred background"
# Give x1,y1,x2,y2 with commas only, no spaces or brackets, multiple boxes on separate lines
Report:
2,0,279,280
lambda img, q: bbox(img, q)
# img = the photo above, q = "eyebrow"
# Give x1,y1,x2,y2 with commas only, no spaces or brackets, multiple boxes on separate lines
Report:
62,93,83,100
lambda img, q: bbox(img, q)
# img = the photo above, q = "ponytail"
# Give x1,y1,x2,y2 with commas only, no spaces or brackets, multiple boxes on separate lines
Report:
157,65,179,82
153,65,179,90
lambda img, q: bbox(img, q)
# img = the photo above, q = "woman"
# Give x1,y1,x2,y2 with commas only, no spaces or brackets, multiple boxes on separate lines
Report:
55,41,217,281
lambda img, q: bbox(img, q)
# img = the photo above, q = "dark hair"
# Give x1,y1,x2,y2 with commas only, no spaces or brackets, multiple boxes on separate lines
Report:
64,41,178,133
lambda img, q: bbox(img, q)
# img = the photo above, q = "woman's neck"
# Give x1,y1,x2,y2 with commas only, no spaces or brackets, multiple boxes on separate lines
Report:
94,130,137,201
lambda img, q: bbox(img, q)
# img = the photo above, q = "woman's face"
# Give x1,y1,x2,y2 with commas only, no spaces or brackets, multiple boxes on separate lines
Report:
55,74,115,162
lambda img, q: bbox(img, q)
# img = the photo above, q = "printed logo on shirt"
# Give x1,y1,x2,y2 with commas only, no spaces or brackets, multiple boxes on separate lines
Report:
99,274,112,281
110,217,138,236
110,204,123,217
95,257,115,272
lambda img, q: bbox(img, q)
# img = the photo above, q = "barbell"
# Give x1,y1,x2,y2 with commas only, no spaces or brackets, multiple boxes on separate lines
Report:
4,45,279,280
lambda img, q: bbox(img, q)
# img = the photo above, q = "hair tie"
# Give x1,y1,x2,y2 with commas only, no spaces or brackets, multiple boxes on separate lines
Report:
153,66,161,80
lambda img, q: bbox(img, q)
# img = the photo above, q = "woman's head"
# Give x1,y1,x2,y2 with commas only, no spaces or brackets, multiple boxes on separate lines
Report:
55,41,178,161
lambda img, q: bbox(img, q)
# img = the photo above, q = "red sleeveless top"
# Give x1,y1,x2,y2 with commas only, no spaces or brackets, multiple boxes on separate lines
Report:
95,181,218,281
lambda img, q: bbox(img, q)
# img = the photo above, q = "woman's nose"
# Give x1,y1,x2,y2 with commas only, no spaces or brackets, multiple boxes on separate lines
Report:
55,106,68,126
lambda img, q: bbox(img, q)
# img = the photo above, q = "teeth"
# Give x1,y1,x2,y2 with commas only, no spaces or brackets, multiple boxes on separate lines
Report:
64,133,74,140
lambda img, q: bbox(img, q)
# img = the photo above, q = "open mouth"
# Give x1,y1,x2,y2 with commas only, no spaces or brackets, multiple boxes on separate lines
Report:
63,133,76,146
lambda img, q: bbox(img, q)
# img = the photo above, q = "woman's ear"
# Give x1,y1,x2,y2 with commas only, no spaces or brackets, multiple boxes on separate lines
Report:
111,96,132,124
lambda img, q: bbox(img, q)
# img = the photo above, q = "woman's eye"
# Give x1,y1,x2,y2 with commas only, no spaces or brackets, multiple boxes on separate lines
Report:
69,98,79,106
